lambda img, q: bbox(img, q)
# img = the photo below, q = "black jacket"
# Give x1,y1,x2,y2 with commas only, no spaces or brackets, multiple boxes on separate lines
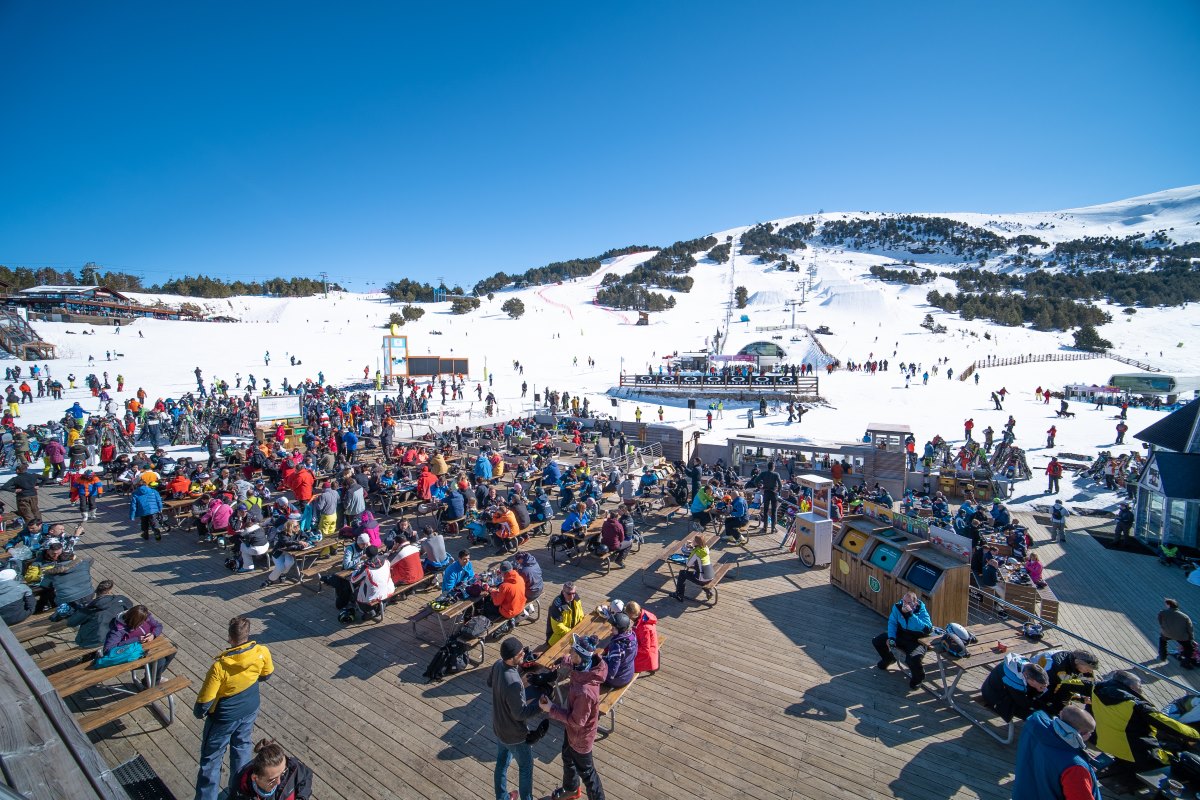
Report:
230,756,312,800
69,593,132,649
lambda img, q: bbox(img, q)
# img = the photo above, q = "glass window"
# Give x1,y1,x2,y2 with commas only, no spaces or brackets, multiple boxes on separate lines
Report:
1167,499,1195,548
1146,493,1165,546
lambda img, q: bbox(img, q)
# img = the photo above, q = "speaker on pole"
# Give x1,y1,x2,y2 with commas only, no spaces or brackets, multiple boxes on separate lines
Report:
687,399,697,409
610,398,619,407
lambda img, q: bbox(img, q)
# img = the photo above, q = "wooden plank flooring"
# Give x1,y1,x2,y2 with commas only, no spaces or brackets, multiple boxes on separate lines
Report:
14,485,1189,799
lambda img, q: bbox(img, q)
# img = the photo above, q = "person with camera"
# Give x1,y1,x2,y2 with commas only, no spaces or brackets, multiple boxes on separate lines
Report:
872,592,933,690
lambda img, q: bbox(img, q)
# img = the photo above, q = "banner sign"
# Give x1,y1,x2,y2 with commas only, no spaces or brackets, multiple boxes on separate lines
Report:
257,395,302,422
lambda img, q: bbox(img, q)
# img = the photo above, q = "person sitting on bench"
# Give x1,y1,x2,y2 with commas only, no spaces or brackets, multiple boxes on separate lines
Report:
440,484,465,527
67,579,131,648
602,611,638,688
1093,670,1200,777
637,467,659,496
440,550,475,597
389,530,425,586
420,527,452,572
723,490,750,545
0,568,34,625
233,523,271,574
617,472,638,511
349,546,394,624
1028,649,1099,715
670,534,714,602
981,653,1050,722
490,502,521,555
689,483,715,529
557,503,591,548
479,561,526,636
600,510,632,568
512,551,543,603
872,592,933,690
547,582,584,646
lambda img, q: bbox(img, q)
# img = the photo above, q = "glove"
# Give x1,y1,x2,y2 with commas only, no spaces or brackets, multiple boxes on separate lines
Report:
886,639,896,649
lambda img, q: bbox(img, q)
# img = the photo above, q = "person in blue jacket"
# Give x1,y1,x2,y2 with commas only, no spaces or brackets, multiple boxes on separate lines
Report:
541,460,562,486
474,452,493,481
1012,706,1101,800
341,429,358,461
130,481,165,541
990,501,1012,528
440,550,475,596
872,592,933,690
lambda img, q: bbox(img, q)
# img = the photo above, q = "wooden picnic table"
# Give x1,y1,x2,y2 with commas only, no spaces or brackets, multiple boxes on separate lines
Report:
47,635,188,733
533,611,614,670
288,538,344,591
920,620,1059,744
640,531,721,588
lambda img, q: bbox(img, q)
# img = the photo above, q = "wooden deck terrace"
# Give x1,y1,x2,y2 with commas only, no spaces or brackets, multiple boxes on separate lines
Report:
9,482,1196,800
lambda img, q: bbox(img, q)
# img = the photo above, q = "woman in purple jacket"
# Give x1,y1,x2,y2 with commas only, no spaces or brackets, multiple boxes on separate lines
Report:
104,605,173,672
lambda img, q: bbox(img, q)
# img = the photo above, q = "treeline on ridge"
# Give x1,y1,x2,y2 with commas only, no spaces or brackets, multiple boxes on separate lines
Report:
0,263,343,298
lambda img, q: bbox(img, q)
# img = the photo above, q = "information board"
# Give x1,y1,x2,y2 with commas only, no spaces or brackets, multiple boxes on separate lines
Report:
257,395,302,422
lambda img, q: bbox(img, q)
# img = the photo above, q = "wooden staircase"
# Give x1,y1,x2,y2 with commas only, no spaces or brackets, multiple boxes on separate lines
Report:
0,307,56,360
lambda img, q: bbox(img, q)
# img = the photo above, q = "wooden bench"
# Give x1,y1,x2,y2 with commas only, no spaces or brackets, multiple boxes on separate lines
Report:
10,613,70,645
678,561,734,606
77,674,192,734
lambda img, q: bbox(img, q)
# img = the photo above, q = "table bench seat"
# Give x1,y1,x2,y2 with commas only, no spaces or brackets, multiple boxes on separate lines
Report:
76,674,191,734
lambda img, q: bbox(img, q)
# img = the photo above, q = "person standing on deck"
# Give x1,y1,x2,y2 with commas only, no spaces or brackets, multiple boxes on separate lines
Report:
194,617,274,800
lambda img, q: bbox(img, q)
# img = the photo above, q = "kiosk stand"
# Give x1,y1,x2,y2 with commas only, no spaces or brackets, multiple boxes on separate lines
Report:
791,475,833,568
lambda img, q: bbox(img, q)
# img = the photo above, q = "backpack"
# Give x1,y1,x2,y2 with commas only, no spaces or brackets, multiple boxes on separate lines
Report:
934,633,970,659
1051,506,1064,522
421,635,473,683
94,641,144,668
459,615,490,641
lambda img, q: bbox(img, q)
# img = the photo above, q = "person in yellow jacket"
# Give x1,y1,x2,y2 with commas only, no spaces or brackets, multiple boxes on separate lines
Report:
1092,670,1199,775
546,582,585,646
194,616,274,800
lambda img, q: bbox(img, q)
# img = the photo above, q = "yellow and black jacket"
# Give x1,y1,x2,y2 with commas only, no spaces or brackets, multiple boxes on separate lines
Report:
1092,679,1199,763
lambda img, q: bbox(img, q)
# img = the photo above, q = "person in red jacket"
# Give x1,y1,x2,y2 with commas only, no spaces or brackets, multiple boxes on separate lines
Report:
539,634,608,800
623,601,659,675
387,532,424,586
284,467,314,507
415,465,437,501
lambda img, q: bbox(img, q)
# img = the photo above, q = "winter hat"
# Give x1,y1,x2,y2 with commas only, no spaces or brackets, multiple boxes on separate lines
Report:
499,561,513,573
608,598,624,615
356,533,370,547
1053,499,1063,505
500,637,524,661
572,634,598,660
45,539,63,550
0,568,17,582
611,612,631,632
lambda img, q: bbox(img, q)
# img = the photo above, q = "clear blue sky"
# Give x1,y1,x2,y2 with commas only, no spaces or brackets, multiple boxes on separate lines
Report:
1,1,1197,290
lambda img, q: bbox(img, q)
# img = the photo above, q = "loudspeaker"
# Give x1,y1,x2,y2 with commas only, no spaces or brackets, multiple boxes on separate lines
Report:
534,394,541,402
610,398,618,407
687,399,696,409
